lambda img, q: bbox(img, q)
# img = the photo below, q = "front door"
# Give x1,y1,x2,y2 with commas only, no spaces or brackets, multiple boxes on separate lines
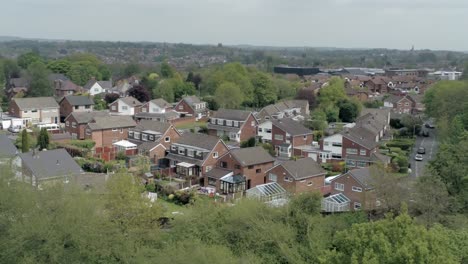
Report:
247,179,251,190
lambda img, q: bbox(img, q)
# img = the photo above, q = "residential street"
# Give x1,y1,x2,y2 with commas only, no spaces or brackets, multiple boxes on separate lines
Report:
410,129,438,178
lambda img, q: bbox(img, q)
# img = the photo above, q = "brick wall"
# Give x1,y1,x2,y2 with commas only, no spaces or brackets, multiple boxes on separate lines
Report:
292,134,313,148
174,100,194,116
330,174,376,211
239,114,258,142
266,165,325,194
218,153,274,189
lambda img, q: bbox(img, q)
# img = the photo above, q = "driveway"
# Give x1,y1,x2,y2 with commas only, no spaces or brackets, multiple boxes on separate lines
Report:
409,129,438,178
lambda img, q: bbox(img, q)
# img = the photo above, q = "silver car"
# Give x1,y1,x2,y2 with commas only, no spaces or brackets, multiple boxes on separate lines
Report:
414,154,423,161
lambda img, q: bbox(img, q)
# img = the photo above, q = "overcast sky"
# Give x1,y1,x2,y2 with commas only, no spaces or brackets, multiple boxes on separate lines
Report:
1,0,466,51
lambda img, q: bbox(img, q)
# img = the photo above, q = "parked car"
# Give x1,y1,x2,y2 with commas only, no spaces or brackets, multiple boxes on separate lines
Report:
417,147,426,154
425,123,435,129
414,154,423,161
8,126,22,133
421,130,429,137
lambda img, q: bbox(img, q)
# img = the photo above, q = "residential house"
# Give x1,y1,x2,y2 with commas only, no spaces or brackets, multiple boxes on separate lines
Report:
384,95,415,114
216,146,275,190
127,120,181,164
364,77,388,94
54,80,83,97
9,97,60,124
108,96,143,115
266,157,326,194
208,109,258,143
64,111,110,140
257,120,273,143
330,167,379,211
165,133,229,185
0,134,18,164
134,111,180,123
385,69,430,78
138,98,172,113
271,118,313,158
344,85,369,102
18,149,83,187
342,127,390,169
59,95,94,120
83,78,112,96
256,100,309,123
85,115,137,148
174,95,208,120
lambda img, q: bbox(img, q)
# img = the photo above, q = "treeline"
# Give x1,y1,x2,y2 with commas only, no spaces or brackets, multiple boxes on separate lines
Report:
0,167,466,264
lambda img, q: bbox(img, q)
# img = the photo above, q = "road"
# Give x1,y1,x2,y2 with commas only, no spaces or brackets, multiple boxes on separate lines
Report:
410,128,438,178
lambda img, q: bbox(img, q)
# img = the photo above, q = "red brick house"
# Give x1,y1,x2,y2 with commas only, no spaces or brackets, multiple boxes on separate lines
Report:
64,111,110,140
271,118,313,158
384,95,416,114
54,80,83,97
266,157,326,194
342,127,390,169
59,95,94,121
9,97,60,125
364,77,388,94
85,115,137,148
174,95,208,120
216,146,275,190
127,120,181,164
208,109,258,143
330,167,379,211
165,133,229,185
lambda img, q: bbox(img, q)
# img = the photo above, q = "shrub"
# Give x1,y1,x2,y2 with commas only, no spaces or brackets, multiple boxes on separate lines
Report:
115,151,127,161
70,140,96,149
240,137,256,148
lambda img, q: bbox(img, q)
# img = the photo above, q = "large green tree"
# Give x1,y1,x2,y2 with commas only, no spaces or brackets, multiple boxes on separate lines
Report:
27,62,52,97
214,82,243,109
21,129,29,153
251,71,276,107
17,52,42,69
37,128,50,150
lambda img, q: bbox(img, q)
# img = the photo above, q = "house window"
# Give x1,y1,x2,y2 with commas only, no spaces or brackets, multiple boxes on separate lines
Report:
220,161,227,168
256,168,261,173
149,135,154,141
217,119,223,125
134,132,140,139
85,105,91,109
265,129,272,134
346,148,358,155
112,128,118,132
142,134,148,141
142,108,147,112
129,131,134,138
72,122,77,128
121,106,128,110
346,160,356,167
332,142,342,147
335,182,344,191
205,166,212,173
284,176,293,182
303,135,307,140
31,109,38,113
120,128,123,134
65,121,69,126
360,149,366,156
405,103,409,106
357,161,367,168
74,106,79,110
258,128,263,132
354,202,361,210
234,164,241,170
248,165,254,169
211,118,217,124
233,121,239,127
251,121,255,126
111,106,116,111
178,105,183,110
187,149,195,157
178,147,185,155
212,152,218,158
332,154,342,159
165,137,170,142
307,182,313,186
352,186,362,192
171,145,177,151
324,142,330,146
86,129,91,135
226,120,232,126
268,173,277,182
208,177,217,186
94,88,99,92
274,134,284,141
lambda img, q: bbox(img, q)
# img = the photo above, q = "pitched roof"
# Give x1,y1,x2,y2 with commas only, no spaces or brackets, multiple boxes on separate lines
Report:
150,98,171,109
13,97,59,109
212,109,252,121
83,79,112,90
66,111,110,124
227,147,275,166
9,77,29,88
134,120,172,134
385,95,406,104
205,168,233,180
118,96,143,107
182,95,203,105
342,127,378,150
48,73,68,82
55,80,81,91
348,167,373,189
134,111,180,120
278,157,326,180
61,95,94,106
0,135,18,158
174,133,220,151
88,116,136,130
359,108,390,127
272,118,312,136
19,149,83,180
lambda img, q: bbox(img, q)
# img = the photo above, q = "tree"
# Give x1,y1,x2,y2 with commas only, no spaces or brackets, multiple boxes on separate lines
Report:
128,85,151,103
37,128,50,150
68,61,101,86
21,129,29,153
93,94,107,110
318,77,346,106
154,79,175,103
104,93,120,105
124,63,141,77
240,137,256,148
27,61,52,97
47,59,72,75
214,82,243,109
17,52,42,69
160,61,175,78
2,59,20,80
309,109,328,131
329,208,462,264
251,71,276,107
296,88,318,109
338,99,361,122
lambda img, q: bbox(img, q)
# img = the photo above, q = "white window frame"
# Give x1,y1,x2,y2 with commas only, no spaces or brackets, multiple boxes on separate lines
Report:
268,173,277,182
360,149,366,156
187,149,195,157
165,136,170,142
334,182,344,191
233,121,239,127
112,128,118,132
284,176,293,182
212,152,218,158
352,186,362,192
226,120,232,126
178,147,185,155
346,148,358,155
354,202,362,210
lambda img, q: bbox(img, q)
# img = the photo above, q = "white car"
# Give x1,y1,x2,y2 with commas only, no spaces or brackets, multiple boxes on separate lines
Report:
414,154,423,161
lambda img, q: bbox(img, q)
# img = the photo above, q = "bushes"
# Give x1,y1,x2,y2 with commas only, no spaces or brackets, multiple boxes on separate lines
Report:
70,140,95,149
386,138,414,151
240,137,256,148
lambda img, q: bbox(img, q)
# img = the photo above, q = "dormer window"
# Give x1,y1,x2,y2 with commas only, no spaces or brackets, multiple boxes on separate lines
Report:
226,120,232,126
211,118,217,124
